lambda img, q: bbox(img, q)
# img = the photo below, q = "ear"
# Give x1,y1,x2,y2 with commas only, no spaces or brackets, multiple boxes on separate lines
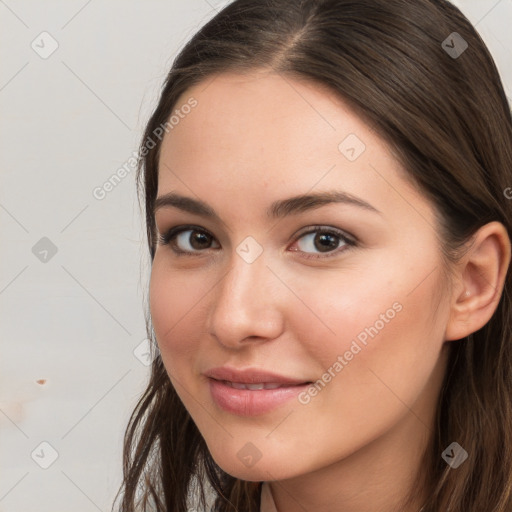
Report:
444,221,511,342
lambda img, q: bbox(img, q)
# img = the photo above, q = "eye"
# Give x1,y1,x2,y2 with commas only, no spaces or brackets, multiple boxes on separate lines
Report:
157,225,220,255
290,226,356,259
157,224,356,259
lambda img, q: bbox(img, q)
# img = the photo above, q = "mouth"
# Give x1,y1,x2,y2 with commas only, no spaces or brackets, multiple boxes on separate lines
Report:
206,376,314,416
215,379,312,390
204,366,311,386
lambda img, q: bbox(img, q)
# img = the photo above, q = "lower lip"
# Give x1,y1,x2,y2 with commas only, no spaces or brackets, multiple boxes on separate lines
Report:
208,378,310,416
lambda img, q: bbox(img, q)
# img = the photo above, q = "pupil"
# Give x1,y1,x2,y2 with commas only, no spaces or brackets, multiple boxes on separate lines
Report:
315,233,338,252
191,231,210,249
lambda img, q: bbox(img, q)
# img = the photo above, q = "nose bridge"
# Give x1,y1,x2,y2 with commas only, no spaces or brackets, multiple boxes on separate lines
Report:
226,250,271,302
208,247,283,345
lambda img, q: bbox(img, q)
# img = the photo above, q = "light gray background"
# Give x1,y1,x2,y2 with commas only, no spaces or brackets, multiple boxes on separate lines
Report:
1,1,511,511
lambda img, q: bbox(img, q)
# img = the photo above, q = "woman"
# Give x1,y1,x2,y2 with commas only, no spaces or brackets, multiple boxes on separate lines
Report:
114,0,512,510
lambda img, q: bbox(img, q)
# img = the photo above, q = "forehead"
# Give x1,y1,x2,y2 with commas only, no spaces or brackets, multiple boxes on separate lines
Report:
156,71,432,227
159,70,376,168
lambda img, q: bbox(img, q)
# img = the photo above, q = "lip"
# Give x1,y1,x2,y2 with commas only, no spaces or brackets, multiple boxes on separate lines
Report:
204,366,312,416
204,366,309,386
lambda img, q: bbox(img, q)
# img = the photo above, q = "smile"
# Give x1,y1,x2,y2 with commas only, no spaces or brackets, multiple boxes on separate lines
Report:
221,380,306,390
208,378,312,416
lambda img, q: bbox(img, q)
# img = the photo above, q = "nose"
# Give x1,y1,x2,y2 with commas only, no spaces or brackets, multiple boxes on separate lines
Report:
206,250,285,349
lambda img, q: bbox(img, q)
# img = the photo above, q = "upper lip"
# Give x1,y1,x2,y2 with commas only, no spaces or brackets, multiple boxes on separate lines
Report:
204,366,310,385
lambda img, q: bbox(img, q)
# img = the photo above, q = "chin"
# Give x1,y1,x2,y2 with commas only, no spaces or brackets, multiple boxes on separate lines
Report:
205,441,303,482
209,453,269,481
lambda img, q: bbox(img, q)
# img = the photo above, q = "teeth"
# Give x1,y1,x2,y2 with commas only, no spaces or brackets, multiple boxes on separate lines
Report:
262,383,281,389
223,380,284,390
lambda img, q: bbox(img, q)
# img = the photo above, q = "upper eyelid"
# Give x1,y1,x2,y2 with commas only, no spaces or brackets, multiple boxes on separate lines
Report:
294,225,355,241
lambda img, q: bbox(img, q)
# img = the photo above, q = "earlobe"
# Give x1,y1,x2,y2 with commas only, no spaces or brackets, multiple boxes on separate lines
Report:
444,221,511,342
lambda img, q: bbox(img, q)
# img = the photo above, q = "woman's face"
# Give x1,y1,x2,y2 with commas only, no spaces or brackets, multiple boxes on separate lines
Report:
150,71,452,483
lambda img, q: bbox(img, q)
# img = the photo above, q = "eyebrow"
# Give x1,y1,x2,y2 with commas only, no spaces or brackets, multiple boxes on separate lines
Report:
153,190,381,220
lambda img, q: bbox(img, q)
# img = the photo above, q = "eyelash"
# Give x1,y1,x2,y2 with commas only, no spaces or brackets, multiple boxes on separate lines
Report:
157,224,357,260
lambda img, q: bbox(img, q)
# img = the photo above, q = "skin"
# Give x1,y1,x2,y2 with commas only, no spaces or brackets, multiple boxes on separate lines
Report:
149,70,511,512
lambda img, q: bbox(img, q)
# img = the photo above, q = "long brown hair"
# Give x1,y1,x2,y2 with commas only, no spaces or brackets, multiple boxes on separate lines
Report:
113,1,512,510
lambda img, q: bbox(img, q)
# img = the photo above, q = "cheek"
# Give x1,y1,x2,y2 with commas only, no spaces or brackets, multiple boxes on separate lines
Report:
292,254,445,397
291,279,405,372
149,261,205,368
